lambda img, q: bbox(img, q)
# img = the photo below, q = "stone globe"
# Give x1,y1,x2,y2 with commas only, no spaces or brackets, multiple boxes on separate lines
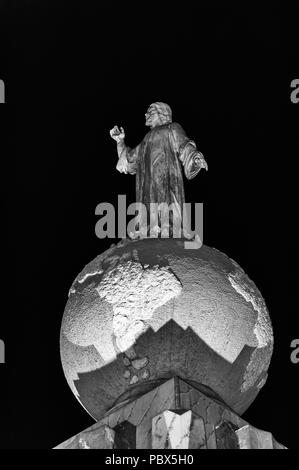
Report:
60,238,273,420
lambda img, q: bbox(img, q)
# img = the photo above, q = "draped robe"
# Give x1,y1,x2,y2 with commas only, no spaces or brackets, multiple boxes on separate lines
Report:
117,121,205,233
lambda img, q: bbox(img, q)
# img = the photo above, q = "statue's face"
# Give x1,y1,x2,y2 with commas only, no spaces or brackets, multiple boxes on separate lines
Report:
145,105,162,128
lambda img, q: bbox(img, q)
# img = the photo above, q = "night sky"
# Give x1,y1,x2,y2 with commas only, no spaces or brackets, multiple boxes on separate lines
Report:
0,2,298,449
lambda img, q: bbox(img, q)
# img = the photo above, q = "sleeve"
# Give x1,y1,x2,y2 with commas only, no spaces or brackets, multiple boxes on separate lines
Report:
169,123,207,180
116,142,141,175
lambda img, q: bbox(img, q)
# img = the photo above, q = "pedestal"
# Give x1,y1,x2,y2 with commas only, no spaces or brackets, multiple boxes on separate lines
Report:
54,376,285,449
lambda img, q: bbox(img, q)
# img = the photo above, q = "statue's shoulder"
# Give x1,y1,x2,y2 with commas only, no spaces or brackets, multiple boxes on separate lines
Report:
169,122,182,129
168,122,184,134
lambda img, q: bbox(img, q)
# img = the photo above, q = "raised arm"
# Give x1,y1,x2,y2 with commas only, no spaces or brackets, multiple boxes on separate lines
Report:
110,125,139,175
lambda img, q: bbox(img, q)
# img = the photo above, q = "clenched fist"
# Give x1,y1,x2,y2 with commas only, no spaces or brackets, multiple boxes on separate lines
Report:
110,125,125,143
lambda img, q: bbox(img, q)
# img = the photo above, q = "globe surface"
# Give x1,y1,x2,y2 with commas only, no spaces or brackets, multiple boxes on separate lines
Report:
60,238,273,420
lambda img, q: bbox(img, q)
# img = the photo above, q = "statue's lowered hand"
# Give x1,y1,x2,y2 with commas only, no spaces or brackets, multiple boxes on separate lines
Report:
195,155,208,171
201,160,208,171
110,125,125,143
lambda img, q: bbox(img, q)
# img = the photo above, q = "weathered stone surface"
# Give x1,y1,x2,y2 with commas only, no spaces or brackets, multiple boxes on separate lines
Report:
188,413,206,449
54,377,286,450
236,425,287,449
54,424,115,449
215,422,239,449
114,421,136,449
152,410,206,449
61,238,273,420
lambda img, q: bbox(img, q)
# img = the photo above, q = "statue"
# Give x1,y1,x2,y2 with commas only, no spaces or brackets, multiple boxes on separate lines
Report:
110,102,208,237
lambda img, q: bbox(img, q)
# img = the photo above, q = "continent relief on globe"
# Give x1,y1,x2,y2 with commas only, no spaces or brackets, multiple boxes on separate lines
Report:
60,238,273,421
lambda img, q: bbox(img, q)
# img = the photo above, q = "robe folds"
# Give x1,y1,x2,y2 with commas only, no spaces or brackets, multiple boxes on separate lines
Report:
124,122,203,212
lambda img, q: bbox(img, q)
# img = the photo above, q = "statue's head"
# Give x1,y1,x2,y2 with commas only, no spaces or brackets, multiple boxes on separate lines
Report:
145,102,172,128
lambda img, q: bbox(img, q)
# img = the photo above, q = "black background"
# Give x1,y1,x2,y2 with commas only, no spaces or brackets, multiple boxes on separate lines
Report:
0,2,298,449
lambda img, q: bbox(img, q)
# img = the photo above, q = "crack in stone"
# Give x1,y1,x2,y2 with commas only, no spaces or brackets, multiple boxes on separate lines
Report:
137,388,160,426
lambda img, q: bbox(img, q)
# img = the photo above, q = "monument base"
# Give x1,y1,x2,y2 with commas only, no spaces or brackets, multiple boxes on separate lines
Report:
54,376,285,449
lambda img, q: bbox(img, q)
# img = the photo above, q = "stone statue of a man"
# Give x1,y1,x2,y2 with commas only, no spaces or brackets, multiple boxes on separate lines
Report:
110,102,207,236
